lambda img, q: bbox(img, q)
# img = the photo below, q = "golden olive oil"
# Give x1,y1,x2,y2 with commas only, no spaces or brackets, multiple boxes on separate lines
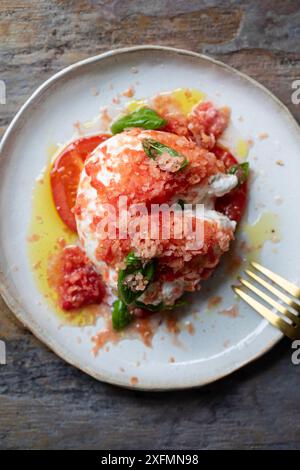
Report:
27,146,97,326
127,88,205,116
172,88,205,115
243,212,281,262
236,138,250,160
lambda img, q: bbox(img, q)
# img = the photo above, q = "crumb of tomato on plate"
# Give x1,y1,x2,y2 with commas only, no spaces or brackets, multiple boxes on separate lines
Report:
28,89,249,350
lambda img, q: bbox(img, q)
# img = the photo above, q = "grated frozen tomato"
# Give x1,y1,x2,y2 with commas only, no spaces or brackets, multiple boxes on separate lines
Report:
58,246,105,310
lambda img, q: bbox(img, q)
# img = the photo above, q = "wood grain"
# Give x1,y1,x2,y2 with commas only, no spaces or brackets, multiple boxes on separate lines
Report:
0,0,300,450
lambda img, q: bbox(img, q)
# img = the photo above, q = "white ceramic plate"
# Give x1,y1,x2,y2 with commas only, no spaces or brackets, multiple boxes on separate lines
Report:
1,46,299,390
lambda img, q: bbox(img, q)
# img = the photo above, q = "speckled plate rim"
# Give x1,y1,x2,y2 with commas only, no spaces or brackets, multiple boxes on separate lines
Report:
1,45,298,391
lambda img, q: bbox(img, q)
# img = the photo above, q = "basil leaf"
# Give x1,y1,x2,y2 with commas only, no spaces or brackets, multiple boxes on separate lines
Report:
134,300,164,312
118,254,156,305
142,138,188,171
134,296,187,312
165,298,188,310
112,299,132,330
142,138,179,159
111,107,166,134
228,162,249,184
125,251,141,270
118,269,139,305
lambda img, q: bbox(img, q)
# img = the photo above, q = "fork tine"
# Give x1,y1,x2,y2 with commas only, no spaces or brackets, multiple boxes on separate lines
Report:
245,269,300,314
233,286,299,340
251,261,300,298
238,277,300,327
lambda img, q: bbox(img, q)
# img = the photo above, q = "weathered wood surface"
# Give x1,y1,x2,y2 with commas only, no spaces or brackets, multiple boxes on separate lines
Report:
0,0,300,450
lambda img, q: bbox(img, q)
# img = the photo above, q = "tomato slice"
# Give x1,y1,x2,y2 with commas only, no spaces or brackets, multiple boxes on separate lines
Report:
213,144,248,223
213,144,237,168
50,134,110,232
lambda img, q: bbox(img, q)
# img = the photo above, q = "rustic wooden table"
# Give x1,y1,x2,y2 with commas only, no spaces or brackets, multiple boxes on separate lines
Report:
0,0,300,450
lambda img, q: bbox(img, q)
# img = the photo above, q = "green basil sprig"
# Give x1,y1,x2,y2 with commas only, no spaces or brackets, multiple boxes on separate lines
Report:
134,300,164,313
112,299,132,331
124,251,141,270
113,251,187,330
142,138,188,171
117,252,156,305
228,162,249,184
134,296,187,313
111,107,166,134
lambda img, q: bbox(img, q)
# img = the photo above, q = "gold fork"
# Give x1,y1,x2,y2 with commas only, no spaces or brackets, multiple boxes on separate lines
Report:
232,261,300,340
